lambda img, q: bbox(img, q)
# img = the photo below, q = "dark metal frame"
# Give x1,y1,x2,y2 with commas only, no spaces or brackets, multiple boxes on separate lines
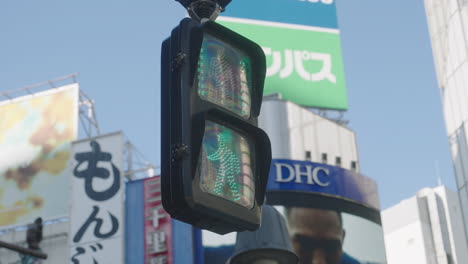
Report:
161,18,271,234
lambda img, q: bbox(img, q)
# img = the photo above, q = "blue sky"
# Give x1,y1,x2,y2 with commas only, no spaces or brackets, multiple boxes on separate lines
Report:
0,0,454,210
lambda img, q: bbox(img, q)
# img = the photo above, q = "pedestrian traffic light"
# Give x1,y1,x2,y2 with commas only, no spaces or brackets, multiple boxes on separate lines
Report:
161,17,271,234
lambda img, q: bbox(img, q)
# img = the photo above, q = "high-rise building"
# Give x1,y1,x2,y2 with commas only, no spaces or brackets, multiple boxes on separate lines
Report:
382,186,468,264
424,0,468,236
259,96,360,171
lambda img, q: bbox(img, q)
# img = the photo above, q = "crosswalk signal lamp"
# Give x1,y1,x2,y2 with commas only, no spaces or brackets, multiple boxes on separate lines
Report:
161,13,271,234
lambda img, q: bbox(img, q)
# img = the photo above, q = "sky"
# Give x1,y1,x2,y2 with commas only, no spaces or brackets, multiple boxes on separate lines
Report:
0,0,455,211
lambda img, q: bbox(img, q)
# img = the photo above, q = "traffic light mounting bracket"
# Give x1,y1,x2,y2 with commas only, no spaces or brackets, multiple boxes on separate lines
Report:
175,0,232,22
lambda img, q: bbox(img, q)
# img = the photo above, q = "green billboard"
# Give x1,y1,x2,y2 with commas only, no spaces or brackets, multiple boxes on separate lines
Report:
218,17,347,110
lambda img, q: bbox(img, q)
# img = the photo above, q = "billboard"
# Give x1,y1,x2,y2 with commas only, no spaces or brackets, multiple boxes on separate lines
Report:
268,159,380,210
0,84,78,228
202,207,386,264
219,0,348,110
69,132,125,264
144,176,173,264
279,206,386,264
203,159,386,263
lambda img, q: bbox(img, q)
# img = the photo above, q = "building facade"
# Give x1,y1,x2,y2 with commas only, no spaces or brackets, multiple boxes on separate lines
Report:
382,186,468,264
259,97,360,171
424,0,468,237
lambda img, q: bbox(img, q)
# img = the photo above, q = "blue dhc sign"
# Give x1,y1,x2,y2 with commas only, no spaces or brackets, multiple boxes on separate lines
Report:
223,0,339,29
267,159,380,210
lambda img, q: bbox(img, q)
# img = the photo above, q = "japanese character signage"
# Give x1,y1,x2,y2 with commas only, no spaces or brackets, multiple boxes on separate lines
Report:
0,84,78,229
219,0,348,110
69,132,124,264
144,176,173,264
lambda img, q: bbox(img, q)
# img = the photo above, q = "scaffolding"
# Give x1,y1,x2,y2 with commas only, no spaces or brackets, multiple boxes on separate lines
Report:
0,73,100,139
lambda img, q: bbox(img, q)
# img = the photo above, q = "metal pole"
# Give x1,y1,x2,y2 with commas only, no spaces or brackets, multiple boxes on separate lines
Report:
0,240,47,260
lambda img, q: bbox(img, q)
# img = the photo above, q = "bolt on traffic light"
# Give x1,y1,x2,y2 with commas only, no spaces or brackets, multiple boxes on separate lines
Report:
161,18,271,234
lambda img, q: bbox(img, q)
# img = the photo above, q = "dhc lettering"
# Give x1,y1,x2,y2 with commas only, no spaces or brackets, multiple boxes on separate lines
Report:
275,163,330,187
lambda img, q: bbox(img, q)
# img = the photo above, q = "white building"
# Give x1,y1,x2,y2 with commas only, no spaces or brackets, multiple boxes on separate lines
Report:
424,0,468,238
259,96,360,171
382,186,468,264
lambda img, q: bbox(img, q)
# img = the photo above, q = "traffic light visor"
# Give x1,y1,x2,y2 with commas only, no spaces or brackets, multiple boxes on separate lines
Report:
196,32,252,119
199,121,255,209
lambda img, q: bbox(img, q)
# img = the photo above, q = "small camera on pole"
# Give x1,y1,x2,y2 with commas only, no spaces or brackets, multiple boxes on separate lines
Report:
26,217,43,250
175,0,232,22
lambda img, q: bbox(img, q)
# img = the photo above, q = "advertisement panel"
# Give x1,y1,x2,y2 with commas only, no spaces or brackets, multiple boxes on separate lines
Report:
223,0,338,29
202,159,386,263
144,176,173,264
219,0,348,110
279,206,386,264
0,84,78,228
69,132,124,264
267,160,386,264
268,159,380,210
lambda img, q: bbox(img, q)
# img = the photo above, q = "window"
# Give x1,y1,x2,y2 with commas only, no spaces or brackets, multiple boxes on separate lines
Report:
305,151,311,161
321,153,328,164
335,157,342,167
351,161,357,171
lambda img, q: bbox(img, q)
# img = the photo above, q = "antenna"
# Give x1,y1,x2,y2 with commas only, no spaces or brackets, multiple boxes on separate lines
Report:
436,160,442,186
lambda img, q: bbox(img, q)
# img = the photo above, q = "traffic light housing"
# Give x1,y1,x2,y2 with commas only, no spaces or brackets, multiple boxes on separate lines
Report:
161,18,271,234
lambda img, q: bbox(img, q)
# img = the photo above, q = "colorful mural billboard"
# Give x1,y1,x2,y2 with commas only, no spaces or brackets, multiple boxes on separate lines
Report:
0,84,78,228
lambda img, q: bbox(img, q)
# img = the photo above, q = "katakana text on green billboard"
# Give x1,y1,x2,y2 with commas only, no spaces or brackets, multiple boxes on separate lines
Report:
219,18,347,110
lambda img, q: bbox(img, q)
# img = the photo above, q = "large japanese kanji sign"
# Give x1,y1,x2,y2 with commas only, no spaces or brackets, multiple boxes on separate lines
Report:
144,176,173,264
69,132,124,264
220,0,348,110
